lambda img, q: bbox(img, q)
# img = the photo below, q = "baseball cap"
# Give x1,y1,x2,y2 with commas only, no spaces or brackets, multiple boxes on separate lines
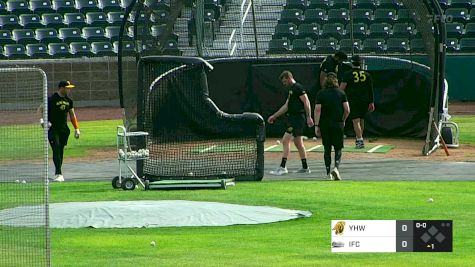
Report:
58,80,75,89
351,55,362,63
327,72,337,78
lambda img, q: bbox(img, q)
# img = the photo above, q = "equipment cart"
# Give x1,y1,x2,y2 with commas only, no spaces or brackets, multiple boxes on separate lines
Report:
113,126,149,190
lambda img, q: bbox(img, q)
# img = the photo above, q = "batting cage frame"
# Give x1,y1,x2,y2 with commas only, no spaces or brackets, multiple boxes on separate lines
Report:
0,67,50,266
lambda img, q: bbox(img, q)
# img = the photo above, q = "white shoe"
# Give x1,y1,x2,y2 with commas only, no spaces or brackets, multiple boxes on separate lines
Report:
331,168,342,181
325,173,334,180
53,174,64,182
294,168,311,174
269,167,288,176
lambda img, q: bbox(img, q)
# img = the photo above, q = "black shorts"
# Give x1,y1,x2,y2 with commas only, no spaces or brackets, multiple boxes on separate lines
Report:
48,128,70,146
320,124,344,150
285,114,306,137
349,102,368,120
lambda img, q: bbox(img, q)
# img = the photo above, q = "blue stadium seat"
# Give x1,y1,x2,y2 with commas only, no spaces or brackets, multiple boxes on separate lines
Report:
19,14,43,28
465,22,475,37
30,0,53,14
0,29,14,44
285,0,307,10
362,38,385,53
273,23,298,40
397,9,415,23
445,8,470,22
97,0,122,12
105,25,120,41
374,8,397,23
0,1,6,15
446,38,459,52
107,11,125,25
308,0,330,9
292,38,314,53
351,9,372,24
4,44,28,58
82,26,107,42
41,13,64,28
392,23,415,38
64,13,87,27
321,23,345,39
369,23,392,38
12,29,36,44
52,0,76,13
26,43,49,58
86,12,108,26
150,24,179,41
386,38,409,52
303,8,326,23
76,0,100,13
0,15,20,29
327,8,349,22
378,0,402,9
268,39,291,54
409,38,425,53
315,38,337,53
161,39,181,56
59,27,84,42
338,38,362,53
91,41,115,56
113,40,134,54
446,22,464,38
70,41,93,56
35,28,61,43
279,9,304,25
346,23,368,39
459,37,475,52
48,42,71,57
450,0,473,9
298,23,320,39
355,0,377,9
6,0,30,15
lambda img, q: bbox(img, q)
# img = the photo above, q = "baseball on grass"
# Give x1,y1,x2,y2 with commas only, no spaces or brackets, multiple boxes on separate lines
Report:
427,198,434,203
150,241,156,247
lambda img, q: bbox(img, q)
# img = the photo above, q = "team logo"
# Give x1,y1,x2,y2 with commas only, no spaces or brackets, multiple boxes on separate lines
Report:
333,221,346,235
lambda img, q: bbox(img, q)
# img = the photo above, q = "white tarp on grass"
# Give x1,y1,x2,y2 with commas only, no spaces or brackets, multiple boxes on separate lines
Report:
0,200,312,228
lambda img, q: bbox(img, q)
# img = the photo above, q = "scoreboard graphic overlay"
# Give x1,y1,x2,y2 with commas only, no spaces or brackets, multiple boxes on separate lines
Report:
331,220,452,252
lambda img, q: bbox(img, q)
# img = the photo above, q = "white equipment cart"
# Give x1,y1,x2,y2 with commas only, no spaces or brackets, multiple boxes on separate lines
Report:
113,126,149,190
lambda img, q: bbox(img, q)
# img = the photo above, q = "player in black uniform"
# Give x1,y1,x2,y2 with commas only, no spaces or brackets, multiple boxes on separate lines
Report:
39,81,81,182
318,51,348,90
314,73,350,180
268,71,314,175
340,55,375,149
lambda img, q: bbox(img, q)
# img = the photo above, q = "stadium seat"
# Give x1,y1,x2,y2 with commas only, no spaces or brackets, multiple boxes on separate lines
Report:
105,25,120,41
450,0,473,9
470,8,475,22
298,23,320,39
362,38,385,53
315,38,337,53
285,0,307,10
347,22,368,39
273,23,298,40
465,22,475,37
292,38,314,53
86,12,108,26
82,26,107,42
308,0,330,9
151,9,171,24
12,29,36,44
279,9,304,25
98,0,122,12
30,0,53,14
6,0,30,15
386,38,409,52
52,0,76,13
392,23,415,38
145,0,171,11
396,9,415,23
321,23,345,39
459,37,475,52
128,10,146,23
48,42,71,57
4,44,28,58
70,41,93,56
41,13,64,28
338,38,362,53
445,8,470,22
409,38,425,53
107,11,125,25
327,8,349,22
374,8,397,23
0,29,14,44
150,24,179,41
113,40,135,54
64,13,87,27
161,39,181,56
26,43,49,58
378,0,402,9
369,23,392,38
204,0,222,19
0,1,6,15
355,0,377,9
0,15,20,29
91,41,115,56
35,28,61,43
303,8,326,23
127,25,149,38
19,14,43,28
268,39,291,54
351,9,372,24
333,0,352,8
59,27,84,42
446,38,459,52
76,0,100,13
446,22,464,38
438,0,449,10
121,0,134,9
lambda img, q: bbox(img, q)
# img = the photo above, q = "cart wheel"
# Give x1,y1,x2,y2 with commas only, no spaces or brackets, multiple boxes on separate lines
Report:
144,180,150,190
112,176,122,189
121,177,136,191
441,126,453,145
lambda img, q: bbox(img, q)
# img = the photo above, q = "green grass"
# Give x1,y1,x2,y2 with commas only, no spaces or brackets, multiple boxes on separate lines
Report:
451,116,475,144
41,181,475,266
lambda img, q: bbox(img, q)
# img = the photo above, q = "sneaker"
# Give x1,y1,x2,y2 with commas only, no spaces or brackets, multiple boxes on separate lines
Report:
269,167,288,176
53,174,64,182
294,168,311,174
355,140,365,149
324,173,334,180
331,168,342,181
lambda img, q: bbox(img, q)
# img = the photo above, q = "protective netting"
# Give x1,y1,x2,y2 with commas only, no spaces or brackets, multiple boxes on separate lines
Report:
0,68,49,266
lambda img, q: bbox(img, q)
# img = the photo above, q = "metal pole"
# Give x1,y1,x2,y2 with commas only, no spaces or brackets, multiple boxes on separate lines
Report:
251,0,259,58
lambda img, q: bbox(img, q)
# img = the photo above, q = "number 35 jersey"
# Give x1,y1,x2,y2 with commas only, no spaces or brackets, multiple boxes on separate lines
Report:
341,68,374,105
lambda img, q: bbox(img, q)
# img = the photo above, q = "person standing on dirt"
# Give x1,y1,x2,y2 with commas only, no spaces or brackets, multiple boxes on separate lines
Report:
38,81,81,182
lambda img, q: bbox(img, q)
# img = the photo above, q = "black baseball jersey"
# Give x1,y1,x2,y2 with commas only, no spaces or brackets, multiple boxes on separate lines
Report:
320,55,339,75
287,82,306,115
315,87,348,128
48,92,73,130
341,68,374,104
